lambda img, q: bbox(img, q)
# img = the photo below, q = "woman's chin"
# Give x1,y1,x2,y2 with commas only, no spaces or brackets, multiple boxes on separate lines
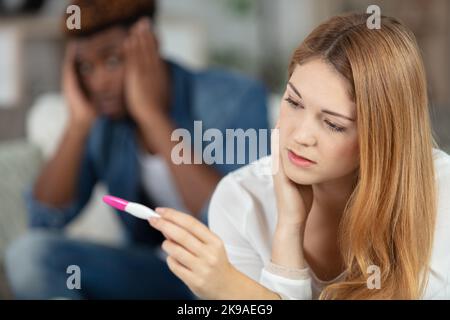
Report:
283,162,319,185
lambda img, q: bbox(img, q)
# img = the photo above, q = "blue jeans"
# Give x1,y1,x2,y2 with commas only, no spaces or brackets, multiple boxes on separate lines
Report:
5,230,196,299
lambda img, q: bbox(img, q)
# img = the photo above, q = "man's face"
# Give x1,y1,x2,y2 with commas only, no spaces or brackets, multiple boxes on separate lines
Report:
75,26,128,119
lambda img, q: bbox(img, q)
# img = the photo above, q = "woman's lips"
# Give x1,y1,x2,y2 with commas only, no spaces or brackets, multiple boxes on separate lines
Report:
287,150,317,168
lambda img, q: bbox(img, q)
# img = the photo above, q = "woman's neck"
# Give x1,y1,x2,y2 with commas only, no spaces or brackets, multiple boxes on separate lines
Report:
302,171,358,281
310,171,358,225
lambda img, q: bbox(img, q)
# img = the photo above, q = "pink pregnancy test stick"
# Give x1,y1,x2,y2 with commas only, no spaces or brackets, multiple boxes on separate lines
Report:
102,195,160,220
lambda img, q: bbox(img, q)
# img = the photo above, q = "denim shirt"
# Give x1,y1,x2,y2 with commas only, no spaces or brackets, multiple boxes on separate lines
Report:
26,61,269,245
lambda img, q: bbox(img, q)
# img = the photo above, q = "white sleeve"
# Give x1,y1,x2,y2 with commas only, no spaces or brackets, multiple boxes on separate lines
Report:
208,174,313,300
208,175,264,282
259,262,312,300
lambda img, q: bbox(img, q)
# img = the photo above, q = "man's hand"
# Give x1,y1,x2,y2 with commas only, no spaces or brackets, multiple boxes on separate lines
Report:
63,42,97,129
124,17,170,126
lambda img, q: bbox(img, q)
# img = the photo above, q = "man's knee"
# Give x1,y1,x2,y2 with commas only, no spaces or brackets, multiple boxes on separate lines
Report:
5,230,64,297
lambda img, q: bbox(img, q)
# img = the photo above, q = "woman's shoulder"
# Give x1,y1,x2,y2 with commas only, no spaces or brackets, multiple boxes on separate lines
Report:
228,154,273,178
208,155,276,226
433,148,450,176
217,155,274,198
425,149,450,298
433,148,450,219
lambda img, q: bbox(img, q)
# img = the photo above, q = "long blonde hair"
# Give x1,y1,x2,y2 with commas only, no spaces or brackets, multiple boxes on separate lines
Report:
288,13,438,299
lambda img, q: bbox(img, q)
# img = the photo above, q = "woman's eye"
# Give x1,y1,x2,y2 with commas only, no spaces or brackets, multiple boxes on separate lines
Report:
284,97,303,109
325,120,346,133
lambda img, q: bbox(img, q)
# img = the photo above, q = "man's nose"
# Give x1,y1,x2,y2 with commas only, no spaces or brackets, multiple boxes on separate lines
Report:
90,67,113,93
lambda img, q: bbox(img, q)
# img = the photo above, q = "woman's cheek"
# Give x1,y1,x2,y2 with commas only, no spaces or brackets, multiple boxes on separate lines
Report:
317,132,351,168
333,137,359,172
276,107,292,144
280,99,299,118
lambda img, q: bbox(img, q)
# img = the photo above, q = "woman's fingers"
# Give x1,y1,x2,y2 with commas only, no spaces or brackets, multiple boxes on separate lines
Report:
162,239,200,271
149,215,206,257
166,256,199,289
148,208,233,300
155,208,215,244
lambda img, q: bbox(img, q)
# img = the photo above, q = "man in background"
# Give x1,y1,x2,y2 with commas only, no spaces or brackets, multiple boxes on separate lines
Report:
5,0,269,299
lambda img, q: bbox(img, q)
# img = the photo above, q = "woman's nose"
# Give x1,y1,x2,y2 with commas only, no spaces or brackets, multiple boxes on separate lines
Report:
292,119,317,147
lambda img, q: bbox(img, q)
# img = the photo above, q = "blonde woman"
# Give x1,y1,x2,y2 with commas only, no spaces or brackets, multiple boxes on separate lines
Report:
148,13,450,299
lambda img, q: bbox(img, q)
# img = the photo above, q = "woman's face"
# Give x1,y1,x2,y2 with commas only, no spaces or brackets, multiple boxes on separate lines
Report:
278,58,359,185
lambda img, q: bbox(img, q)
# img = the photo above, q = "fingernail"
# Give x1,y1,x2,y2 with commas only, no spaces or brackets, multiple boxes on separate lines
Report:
155,207,166,214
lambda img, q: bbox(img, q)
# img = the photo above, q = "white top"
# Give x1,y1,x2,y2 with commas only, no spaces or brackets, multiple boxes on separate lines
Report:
138,150,188,213
208,148,450,299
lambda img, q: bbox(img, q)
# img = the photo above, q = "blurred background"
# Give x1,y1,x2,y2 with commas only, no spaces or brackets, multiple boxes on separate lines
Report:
0,0,449,298
0,0,449,142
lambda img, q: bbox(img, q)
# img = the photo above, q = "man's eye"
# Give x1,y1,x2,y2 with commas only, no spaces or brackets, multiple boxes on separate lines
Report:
325,120,346,133
78,63,93,75
284,97,303,109
105,55,122,69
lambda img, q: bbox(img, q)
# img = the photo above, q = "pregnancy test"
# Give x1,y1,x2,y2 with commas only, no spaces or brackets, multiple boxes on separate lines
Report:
102,195,160,220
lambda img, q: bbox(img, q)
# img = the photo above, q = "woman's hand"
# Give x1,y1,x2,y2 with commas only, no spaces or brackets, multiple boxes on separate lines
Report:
124,18,170,126
272,123,313,228
63,42,97,129
271,122,313,269
148,208,238,300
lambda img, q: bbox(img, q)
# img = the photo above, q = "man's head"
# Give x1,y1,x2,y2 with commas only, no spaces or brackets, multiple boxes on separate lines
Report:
63,0,157,119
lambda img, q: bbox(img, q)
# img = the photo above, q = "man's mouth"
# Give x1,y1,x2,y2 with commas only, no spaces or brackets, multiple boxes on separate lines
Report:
96,96,120,112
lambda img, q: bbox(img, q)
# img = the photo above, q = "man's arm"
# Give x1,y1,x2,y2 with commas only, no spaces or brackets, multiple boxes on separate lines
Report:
136,113,222,218
34,42,97,208
124,19,222,218
33,120,93,207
